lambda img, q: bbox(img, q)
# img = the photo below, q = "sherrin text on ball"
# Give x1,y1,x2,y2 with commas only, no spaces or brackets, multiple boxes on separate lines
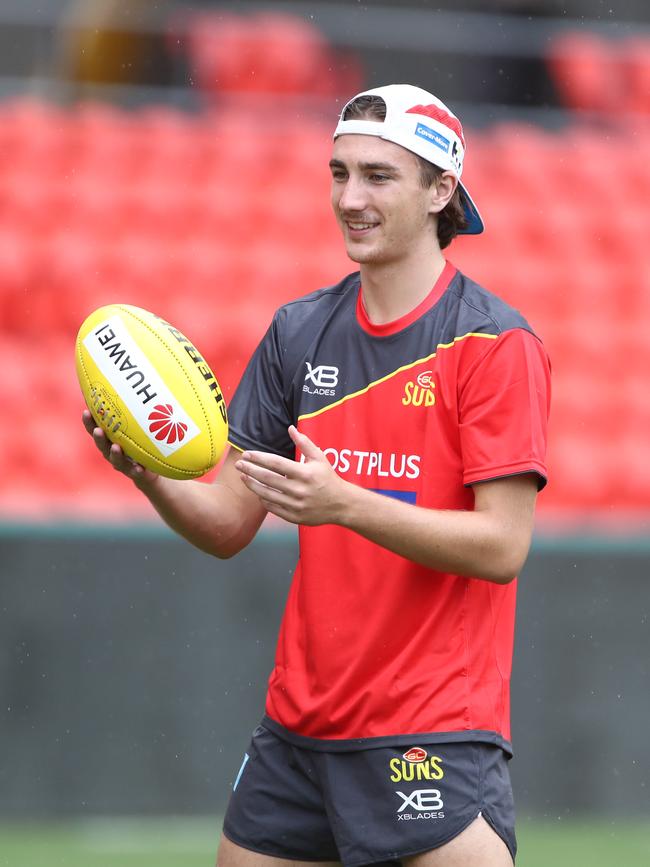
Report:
76,304,228,479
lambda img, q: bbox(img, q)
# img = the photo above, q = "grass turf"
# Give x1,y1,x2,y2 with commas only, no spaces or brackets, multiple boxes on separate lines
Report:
0,817,648,866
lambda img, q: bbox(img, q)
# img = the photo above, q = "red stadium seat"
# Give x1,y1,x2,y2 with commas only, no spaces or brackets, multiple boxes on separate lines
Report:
72,101,154,185
602,434,650,511
620,39,650,114
53,171,131,237
544,434,618,512
0,170,64,235
547,32,650,118
547,33,621,113
0,227,41,332
0,99,76,177
176,10,361,101
34,230,113,334
551,370,621,461
558,258,629,325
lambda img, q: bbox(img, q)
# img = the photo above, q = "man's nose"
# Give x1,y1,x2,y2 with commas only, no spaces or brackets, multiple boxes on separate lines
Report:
338,177,367,212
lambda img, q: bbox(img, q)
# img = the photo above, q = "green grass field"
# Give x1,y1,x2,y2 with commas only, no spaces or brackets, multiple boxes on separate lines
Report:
0,817,648,866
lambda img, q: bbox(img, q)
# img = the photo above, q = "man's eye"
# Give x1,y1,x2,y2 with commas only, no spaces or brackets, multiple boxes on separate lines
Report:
370,174,389,182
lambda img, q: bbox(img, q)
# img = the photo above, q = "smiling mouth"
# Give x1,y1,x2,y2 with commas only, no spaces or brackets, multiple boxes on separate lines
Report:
345,221,379,232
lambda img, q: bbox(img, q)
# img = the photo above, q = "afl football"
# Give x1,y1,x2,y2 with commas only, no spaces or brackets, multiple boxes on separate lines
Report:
75,304,228,479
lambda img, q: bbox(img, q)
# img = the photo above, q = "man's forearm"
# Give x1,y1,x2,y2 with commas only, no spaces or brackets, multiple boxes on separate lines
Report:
337,482,531,584
83,416,265,558
235,429,538,581
135,475,263,559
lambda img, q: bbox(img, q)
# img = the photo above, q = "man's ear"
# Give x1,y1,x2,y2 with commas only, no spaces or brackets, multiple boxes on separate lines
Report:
429,171,458,215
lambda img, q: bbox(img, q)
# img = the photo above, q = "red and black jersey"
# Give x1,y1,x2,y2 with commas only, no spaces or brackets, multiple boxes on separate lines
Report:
227,261,551,754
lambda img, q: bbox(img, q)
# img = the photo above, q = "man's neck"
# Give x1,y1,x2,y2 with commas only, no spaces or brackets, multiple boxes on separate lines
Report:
359,248,447,326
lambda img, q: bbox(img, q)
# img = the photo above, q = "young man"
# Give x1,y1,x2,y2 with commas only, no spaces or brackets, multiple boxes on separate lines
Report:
84,84,550,866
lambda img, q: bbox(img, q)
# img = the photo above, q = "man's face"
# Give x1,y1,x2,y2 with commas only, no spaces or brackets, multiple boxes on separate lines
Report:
330,134,437,266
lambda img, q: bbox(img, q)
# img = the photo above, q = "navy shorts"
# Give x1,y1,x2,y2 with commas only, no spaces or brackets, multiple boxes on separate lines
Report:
223,723,516,866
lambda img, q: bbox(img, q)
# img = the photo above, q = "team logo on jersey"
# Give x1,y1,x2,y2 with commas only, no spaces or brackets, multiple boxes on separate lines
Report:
403,747,428,763
402,370,436,407
389,753,444,783
395,789,445,821
303,362,339,396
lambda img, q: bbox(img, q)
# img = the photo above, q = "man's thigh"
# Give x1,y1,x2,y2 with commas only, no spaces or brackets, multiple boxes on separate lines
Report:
216,833,341,867
217,818,512,867
403,815,513,867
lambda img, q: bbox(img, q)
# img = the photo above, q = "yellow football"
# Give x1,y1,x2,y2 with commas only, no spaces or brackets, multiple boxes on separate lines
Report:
75,304,228,479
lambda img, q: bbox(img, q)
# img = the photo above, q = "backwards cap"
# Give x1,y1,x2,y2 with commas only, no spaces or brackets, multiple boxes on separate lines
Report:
334,84,484,235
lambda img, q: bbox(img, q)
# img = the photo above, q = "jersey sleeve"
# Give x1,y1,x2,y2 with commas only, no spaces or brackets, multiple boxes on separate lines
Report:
458,328,551,489
227,312,294,458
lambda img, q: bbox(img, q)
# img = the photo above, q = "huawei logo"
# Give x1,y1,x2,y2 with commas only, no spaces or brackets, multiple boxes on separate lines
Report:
148,404,188,445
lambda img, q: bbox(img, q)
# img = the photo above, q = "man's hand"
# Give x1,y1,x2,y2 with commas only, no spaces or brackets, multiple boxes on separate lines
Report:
82,409,159,489
235,425,349,526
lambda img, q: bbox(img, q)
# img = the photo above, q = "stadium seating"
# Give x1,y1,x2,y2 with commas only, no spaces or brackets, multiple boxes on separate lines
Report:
0,98,648,524
172,11,362,102
547,32,650,116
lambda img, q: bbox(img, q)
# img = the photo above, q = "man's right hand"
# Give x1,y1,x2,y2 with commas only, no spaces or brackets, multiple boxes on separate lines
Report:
82,409,159,489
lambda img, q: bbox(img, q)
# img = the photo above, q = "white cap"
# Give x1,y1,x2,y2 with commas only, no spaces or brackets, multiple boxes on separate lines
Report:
334,84,484,235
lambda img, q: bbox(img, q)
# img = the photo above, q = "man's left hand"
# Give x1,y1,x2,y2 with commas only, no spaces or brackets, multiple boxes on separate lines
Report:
235,426,348,526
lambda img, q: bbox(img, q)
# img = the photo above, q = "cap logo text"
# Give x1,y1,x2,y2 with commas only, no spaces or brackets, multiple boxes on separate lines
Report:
414,123,450,153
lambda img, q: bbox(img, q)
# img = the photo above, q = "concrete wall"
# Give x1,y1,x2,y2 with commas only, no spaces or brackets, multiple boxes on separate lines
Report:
0,526,648,818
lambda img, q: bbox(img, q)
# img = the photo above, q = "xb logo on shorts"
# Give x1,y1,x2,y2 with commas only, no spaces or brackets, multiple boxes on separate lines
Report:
395,789,445,821
303,362,339,397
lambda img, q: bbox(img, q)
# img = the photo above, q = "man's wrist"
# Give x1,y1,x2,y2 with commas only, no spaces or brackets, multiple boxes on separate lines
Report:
133,470,163,495
336,479,373,531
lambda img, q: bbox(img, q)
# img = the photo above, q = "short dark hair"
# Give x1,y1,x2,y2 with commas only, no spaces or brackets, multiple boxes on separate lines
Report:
342,95,468,249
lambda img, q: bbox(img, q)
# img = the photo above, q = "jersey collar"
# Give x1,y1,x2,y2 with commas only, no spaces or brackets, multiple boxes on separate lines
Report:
356,260,457,337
